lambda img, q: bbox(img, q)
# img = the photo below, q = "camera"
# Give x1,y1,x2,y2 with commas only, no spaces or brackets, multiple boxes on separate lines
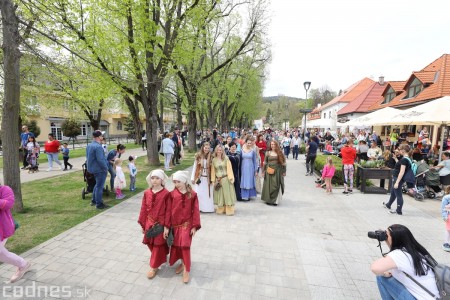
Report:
196,178,201,185
368,230,387,242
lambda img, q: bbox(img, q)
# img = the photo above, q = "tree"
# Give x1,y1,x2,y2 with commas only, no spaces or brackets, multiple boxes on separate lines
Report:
25,120,41,138
61,119,81,148
1,0,24,211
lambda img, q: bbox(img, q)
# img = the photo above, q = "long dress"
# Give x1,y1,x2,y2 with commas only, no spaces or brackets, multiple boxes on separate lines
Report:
211,157,237,215
255,140,267,168
227,152,242,201
261,153,286,205
190,158,215,212
138,188,171,268
240,149,258,200
168,189,201,272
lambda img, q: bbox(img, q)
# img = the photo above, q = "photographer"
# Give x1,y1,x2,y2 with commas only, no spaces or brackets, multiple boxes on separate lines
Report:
370,224,438,299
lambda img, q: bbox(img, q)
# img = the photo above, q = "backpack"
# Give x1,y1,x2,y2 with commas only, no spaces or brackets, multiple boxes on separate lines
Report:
404,255,450,300
405,157,418,176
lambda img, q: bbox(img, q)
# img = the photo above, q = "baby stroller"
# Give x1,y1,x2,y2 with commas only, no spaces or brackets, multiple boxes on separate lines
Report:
81,162,110,199
402,161,436,200
26,150,39,173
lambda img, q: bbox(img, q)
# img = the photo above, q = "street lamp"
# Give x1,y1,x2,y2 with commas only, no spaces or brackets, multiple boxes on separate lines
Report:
284,103,288,131
303,81,311,136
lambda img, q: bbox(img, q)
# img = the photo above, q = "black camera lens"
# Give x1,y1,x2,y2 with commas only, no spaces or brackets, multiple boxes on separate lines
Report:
368,230,387,241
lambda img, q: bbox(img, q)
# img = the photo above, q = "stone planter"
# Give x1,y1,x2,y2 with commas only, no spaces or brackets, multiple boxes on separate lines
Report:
356,166,393,194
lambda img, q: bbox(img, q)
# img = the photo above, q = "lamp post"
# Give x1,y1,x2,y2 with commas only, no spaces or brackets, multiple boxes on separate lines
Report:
303,81,311,137
284,103,288,131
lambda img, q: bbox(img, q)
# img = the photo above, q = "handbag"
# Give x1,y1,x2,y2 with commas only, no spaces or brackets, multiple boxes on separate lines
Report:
145,223,164,238
214,181,222,191
267,166,275,175
14,218,19,230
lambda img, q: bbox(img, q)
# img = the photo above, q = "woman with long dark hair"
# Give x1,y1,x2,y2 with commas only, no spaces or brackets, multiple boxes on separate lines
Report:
371,224,438,299
261,140,286,206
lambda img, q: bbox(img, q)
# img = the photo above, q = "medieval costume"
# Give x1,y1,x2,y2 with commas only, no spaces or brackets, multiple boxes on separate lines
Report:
211,157,236,215
190,155,214,212
227,151,242,201
261,152,286,205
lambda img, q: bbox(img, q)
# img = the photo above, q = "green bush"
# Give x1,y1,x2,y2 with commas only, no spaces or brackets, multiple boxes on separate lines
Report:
314,155,344,185
299,145,306,154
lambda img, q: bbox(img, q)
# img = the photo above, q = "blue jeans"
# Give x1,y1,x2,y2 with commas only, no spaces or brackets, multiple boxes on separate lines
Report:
386,177,404,213
46,152,62,168
376,276,416,300
108,164,115,192
284,146,290,157
293,145,299,159
92,171,107,207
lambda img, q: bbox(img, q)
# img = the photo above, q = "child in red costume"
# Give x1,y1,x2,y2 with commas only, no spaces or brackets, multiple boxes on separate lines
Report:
169,171,201,284
138,169,171,279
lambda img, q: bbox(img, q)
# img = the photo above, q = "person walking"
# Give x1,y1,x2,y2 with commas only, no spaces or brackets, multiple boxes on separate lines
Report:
161,133,175,171
261,140,286,206
113,158,126,200
20,125,34,170
128,156,138,192
61,143,73,171
382,144,411,215
0,183,32,283
141,130,147,151
305,136,318,176
169,171,201,284
290,132,301,160
255,134,267,167
240,138,258,201
191,142,215,213
86,130,109,209
44,133,63,171
227,142,242,201
340,140,357,194
137,170,171,279
172,128,181,165
211,144,236,215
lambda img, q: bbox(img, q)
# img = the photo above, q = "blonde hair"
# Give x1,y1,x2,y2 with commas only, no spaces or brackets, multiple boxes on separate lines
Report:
113,158,122,169
445,185,450,195
326,157,333,167
213,144,227,160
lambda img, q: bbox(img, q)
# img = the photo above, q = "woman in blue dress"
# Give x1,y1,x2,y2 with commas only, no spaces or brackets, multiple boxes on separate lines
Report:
240,137,258,201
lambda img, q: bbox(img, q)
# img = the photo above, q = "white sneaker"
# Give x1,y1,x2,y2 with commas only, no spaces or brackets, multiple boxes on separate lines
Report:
46,168,52,172
436,192,444,197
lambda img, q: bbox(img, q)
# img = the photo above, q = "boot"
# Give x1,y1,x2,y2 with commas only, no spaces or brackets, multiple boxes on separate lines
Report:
225,205,235,216
216,206,225,214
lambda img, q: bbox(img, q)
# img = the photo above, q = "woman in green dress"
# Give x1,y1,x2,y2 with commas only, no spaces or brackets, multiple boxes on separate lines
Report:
261,140,286,206
211,144,237,215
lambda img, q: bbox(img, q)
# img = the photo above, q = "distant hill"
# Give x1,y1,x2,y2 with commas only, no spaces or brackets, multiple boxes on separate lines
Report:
263,96,303,103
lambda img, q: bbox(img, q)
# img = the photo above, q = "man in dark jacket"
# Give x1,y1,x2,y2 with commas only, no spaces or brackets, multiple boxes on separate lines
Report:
172,128,181,165
86,130,109,209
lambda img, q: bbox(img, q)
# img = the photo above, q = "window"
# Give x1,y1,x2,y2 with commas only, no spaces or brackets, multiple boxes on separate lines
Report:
323,113,326,119
383,87,396,104
81,124,87,136
328,111,331,119
404,78,423,99
117,121,123,131
50,122,63,140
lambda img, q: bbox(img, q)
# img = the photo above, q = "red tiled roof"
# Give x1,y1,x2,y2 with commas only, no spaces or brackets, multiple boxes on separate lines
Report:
370,54,450,110
319,77,375,111
337,81,387,115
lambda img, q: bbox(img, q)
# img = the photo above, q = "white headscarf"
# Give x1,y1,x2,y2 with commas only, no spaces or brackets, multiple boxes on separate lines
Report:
146,169,168,186
172,171,190,184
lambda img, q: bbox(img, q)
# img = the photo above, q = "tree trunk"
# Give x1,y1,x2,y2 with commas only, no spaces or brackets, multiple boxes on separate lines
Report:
1,0,24,211
188,109,197,152
159,94,164,134
145,82,161,165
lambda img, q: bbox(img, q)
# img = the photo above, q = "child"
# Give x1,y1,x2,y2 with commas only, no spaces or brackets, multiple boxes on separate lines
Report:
323,140,333,155
128,156,138,192
113,158,126,200
61,143,73,171
137,170,171,279
169,171,201,284
441,186,450,251
321,157,336,194
26,136,40,173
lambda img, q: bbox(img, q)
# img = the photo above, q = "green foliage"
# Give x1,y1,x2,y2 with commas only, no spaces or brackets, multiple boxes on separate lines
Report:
315,155,344,185
61,119,81,138
25,120,41,138
359,159,385,168
124,116,136,138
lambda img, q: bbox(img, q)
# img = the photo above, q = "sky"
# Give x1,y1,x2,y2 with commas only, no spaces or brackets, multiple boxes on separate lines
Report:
263,0,450,98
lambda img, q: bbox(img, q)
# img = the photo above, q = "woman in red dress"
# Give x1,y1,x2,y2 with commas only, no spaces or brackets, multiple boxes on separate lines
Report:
138,169,171,279
255,134,267,168
169,171,201,284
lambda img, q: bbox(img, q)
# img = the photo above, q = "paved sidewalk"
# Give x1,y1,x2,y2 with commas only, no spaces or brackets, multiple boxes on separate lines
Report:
1,155,449,299
0,147,148,183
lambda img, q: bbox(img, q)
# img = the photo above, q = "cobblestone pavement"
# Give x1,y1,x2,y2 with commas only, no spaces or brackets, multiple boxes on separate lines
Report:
1,155,449,299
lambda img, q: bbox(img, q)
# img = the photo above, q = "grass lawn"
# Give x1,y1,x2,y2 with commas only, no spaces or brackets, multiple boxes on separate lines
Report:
7,152,194,255
0,142,142,169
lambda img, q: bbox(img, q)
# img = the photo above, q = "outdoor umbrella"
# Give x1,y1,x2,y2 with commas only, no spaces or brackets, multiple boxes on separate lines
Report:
388,96,450,161
346,107,401,126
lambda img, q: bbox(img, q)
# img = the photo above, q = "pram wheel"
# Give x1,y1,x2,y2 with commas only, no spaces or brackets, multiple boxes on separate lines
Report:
414,192,424,201
82,188,86,199
402,185,407,194
427,191,436,199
